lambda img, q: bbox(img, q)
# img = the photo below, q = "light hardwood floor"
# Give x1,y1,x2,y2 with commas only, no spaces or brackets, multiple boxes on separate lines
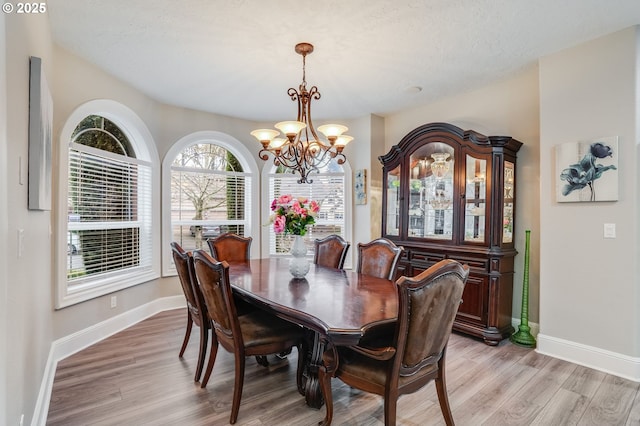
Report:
47,309,640,425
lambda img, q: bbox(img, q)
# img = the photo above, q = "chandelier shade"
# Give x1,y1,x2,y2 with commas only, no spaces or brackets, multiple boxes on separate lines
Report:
251,42,353,184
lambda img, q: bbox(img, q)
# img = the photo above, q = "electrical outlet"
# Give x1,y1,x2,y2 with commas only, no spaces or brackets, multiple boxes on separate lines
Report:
604,223,616,239
110,296,117,309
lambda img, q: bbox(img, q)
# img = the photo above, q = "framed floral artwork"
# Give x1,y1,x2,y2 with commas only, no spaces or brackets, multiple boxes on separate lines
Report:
555,136,618,202
355,169,367,205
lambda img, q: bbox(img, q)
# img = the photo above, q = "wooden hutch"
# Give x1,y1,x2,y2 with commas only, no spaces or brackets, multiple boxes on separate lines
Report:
379,122,522,345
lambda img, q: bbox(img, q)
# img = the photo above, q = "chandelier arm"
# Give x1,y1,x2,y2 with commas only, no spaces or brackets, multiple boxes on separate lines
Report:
274,146,314,184
288,87,299,101
306,86,321,142
258,148,272,161
288,88,304,129
304,146,332,173
277,144,304,169
303,150,322,174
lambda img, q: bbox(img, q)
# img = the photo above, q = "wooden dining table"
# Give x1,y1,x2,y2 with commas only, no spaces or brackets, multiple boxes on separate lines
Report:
226,257,398,408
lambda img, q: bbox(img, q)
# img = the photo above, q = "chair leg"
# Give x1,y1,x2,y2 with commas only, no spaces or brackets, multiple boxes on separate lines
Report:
200,338,219,388
383,392,398,426
318,363,333,426
179,311,193,358
194,325,208,382
277,346,293,359
229,354,246,424
255,355,269,366
435,361,454,426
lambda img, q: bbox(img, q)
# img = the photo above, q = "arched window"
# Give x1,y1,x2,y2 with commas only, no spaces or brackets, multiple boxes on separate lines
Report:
57,101,160,308
263,160,353,267
162,131,257,275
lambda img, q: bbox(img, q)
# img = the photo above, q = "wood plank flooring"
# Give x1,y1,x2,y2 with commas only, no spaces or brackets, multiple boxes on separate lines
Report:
46,309,640,425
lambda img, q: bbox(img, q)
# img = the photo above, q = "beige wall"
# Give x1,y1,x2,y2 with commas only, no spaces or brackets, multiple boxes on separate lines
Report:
1,11,9,426
383,69,541,323
343,114,386,262
539,27,639,359
5,12,54,426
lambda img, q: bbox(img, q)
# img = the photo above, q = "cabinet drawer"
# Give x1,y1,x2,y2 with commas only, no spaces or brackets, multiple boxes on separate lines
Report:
446,255,489,271
410,251,445,263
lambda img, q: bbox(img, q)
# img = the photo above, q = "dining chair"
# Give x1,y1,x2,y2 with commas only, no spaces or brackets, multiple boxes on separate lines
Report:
318,259,470,426
170,242,209,382
207,232,257,317
192,249,306,424
356,237,404,280
208,232,293,366
313,234,350,269
207,232,252,262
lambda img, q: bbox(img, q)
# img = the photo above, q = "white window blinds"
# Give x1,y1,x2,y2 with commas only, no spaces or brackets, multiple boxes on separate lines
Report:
67,142,153,287
268,171,345,256
170,166,251,252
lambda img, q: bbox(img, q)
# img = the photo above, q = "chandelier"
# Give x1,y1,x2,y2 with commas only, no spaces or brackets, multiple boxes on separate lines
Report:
250,43,353,184
430,153,450,179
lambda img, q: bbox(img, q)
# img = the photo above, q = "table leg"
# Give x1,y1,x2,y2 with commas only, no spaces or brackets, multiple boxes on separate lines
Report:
301,328,326,408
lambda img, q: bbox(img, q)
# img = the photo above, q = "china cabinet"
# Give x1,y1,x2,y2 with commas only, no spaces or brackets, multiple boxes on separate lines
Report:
380,122,522,345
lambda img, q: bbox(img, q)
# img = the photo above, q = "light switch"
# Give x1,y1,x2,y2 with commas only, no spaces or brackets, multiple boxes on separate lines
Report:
19,156,24,185
604,223,616,239
18,229,24,257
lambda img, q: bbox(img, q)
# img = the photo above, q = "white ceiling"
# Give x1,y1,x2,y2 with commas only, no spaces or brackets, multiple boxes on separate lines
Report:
47,0,640,122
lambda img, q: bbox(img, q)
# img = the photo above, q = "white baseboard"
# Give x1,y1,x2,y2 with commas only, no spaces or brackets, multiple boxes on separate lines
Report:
537,333,640,382
32,295,185,426
510,319,639,382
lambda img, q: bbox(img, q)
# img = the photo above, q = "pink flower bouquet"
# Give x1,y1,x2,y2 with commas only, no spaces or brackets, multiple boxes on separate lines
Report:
270,194,320,236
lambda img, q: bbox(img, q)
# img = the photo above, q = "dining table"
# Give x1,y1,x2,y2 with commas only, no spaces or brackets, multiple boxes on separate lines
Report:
226,257,398,408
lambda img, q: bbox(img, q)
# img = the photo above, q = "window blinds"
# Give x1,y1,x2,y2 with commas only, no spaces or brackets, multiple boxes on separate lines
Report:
268,172,345,256
67,143,153,285
170,166,251,252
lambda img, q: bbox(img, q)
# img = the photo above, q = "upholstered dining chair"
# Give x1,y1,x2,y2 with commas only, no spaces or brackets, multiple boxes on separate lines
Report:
192,249,306,424
318,259,470,426
313,234,350,269
206,232,257,317
170,242,209,382
208,232,292,365
207,232,252,262
356,237,404,280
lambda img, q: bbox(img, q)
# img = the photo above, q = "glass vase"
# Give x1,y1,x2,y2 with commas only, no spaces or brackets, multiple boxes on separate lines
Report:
289,235,310,278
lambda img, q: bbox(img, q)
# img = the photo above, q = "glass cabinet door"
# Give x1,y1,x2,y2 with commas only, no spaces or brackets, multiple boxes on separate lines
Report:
408,144,454,239
385,165,401,236
464,155,487,242
503,161,515,243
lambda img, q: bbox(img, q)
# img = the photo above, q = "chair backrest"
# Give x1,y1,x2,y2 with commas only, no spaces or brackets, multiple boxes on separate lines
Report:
313,235,350,269
171,242,207,325
356,238,404,280
394,259,469,376
207,233,252,262
192,249,241,351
